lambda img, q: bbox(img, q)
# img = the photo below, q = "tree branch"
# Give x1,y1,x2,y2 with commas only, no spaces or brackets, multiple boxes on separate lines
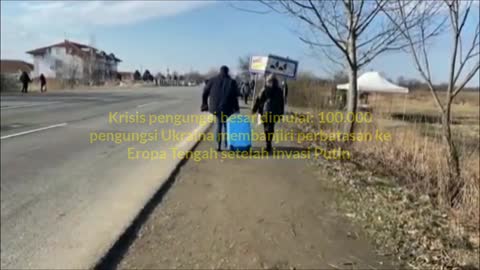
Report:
452,17,479,85
381,0,445,111
229,2,272,14
299,36,335,48
457,0,473,34
307,0,349,56
355,0,389,35
452,61,480,98
322,48,346,68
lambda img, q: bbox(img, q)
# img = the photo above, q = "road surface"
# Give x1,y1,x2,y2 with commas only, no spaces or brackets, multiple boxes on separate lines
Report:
1,86,208,269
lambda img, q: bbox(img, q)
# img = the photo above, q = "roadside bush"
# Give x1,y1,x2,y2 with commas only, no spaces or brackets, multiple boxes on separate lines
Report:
0,73,20,92
288,73,339,110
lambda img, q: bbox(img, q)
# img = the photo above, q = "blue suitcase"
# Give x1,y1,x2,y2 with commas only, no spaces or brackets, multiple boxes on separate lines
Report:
226,114,252,151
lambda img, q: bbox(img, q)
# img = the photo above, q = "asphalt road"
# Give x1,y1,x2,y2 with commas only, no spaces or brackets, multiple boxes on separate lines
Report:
0,86,209,269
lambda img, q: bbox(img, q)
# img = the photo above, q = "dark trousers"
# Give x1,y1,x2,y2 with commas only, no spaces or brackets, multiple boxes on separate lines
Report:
215,113,228,150
40,83,47,92
21,83,28,93
243,94,248,105
263,122,275,151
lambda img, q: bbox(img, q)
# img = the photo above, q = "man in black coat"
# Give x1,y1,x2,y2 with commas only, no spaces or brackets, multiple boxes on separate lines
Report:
249,79,255,93
19,71,31,93
241,81,251,105
201,65,240,151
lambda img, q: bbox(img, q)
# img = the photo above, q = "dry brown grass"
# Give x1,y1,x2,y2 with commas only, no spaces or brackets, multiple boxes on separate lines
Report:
288,78,335,110
289,82,480,230
369,92,479,230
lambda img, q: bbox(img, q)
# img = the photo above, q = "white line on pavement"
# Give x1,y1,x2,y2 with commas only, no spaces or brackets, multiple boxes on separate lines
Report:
137,102,158,108
1,123,68,140
0,102,61,110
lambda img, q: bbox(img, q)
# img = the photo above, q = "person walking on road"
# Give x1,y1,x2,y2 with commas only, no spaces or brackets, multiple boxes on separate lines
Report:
40,73,47,92
249,79,255,93
241,80,251,105
249,79,256,99
252,74,284,154
19,71,31,93
201,65,240,151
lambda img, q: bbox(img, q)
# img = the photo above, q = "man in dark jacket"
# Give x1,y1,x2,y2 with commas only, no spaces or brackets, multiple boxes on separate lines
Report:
201,65,240,151
19,71,31,93
241,80,251,105
249,79,255,93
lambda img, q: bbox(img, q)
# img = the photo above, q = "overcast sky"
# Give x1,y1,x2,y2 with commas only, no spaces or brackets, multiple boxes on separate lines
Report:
1,0,478,86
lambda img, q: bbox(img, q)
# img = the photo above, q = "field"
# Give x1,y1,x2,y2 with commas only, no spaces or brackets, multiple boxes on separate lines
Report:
288,80,479,230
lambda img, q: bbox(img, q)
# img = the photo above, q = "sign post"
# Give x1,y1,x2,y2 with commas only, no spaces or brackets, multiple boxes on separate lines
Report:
249,54,299,79
251,73,258,110
249,55,299,109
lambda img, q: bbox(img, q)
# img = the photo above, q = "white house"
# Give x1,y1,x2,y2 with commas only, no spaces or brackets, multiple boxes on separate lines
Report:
26,40,121,82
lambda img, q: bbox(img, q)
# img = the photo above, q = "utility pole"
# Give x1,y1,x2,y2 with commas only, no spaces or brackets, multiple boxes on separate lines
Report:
88,34,97,85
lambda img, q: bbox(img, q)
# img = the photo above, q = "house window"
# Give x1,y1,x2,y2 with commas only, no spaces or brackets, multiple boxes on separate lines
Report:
55,60,63,69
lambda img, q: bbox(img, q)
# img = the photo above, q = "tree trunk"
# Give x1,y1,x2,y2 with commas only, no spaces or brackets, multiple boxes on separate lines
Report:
346,66,358,133
441,103,462,206
344,0,358,135
345,44,358,134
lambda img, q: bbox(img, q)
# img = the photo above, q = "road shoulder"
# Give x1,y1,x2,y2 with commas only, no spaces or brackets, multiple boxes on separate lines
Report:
118,120,396,269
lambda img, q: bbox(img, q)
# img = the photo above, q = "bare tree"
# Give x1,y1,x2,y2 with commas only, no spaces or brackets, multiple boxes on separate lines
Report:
184,71,204,84
62,60,79,89
253,0,430,133
203,68,218,80
81,48,96,85
237,55,251,81
86,34,98,85
333,70,349,84
383,0,479,204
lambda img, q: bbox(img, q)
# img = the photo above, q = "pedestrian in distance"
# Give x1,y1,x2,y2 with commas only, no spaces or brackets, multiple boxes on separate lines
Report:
249,79,255,93
241,80,250,105
19,71,31,93
252,74,285,154
40,73,47,92
249,79,255,97
238,81,243,96
201,66,240,151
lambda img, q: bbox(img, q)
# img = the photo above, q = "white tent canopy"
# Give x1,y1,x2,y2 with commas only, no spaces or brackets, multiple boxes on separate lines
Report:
337,71,409,94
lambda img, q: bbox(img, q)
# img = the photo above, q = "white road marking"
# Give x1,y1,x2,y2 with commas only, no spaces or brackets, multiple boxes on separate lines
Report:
137,102,158,108
0,102,61,110
1,123,68,140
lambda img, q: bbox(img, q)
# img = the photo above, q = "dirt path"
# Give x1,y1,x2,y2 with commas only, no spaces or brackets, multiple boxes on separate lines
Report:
118,122,396,269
